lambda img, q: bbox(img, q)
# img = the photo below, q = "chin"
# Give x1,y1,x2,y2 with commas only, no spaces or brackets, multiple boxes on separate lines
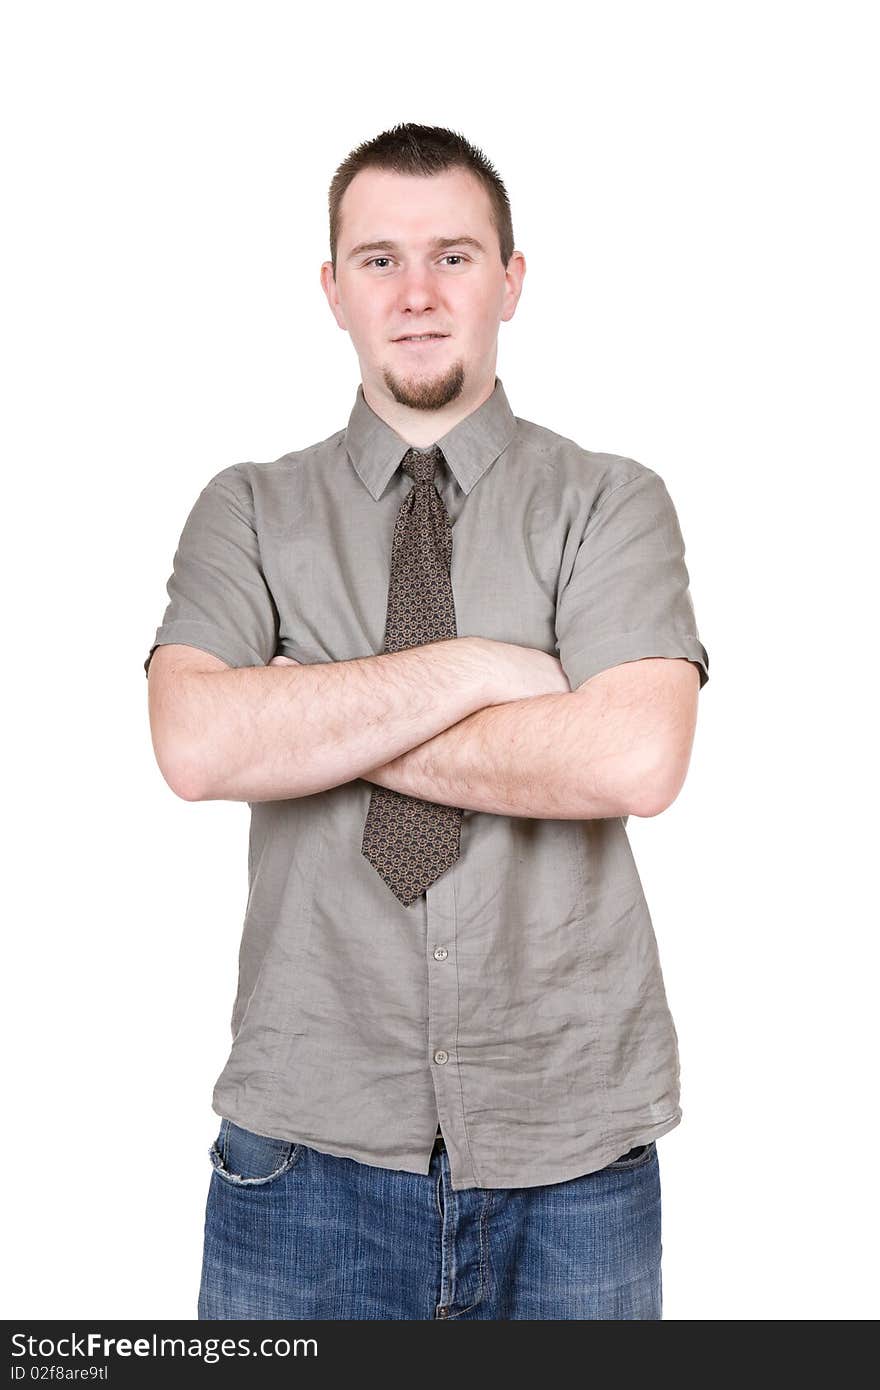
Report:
380,358,467,411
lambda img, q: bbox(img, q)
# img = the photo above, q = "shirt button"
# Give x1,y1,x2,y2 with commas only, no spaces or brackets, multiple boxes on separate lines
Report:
433,1049,449,1065
432,946,448,961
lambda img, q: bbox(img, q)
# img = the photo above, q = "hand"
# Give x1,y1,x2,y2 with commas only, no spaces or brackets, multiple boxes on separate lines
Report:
470,637,572,702
268,655,300,666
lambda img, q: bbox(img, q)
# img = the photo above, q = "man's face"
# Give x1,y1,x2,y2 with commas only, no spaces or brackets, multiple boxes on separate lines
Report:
321,167,525,412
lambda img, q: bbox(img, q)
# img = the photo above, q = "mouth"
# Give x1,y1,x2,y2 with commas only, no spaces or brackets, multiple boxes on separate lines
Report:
393,333,449,346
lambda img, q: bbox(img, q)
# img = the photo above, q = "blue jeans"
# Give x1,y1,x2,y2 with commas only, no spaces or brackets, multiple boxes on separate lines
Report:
198,1118,662,1320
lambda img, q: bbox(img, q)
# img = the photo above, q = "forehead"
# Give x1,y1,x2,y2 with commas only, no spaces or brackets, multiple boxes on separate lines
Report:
339,167,494,247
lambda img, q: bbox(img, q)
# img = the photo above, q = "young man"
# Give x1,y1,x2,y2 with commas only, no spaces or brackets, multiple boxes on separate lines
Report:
145,122,710,1320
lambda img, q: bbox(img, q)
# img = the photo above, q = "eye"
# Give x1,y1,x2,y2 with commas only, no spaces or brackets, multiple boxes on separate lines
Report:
362,254,470,269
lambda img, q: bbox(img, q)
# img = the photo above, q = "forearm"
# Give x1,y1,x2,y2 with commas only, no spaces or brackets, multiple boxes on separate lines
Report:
174,638,495,802
359,687,636,819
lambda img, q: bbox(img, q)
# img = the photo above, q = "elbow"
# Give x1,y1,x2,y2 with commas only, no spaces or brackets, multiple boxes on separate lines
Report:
154,744,210,802
173,745,217,801
147,671,215,800
628,789,673,819
170,765,208,802
618,749,688,819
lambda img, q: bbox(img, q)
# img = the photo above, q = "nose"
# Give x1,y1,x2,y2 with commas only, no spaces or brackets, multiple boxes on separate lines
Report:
396,263,438,314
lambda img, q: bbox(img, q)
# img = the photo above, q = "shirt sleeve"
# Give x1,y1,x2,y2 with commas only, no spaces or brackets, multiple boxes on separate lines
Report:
143,472,279,677
554,465,709,692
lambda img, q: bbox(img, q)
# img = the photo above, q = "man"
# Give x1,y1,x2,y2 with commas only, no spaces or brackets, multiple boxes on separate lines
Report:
145,122,709,1321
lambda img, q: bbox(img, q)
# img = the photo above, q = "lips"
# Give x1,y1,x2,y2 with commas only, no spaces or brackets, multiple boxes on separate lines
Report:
394,333,449,342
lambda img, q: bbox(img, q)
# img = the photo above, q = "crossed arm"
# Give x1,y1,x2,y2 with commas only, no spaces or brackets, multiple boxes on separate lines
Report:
269,652,700,820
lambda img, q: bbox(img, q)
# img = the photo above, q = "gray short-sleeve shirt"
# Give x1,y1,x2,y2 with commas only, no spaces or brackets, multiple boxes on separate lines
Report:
145,376,709,1191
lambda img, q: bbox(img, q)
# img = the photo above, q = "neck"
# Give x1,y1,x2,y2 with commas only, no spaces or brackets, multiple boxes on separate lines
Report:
361,373,497,448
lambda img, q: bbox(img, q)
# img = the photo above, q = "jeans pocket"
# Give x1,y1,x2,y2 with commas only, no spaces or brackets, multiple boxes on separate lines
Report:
209,1117,303,1186
603,1140,656,1172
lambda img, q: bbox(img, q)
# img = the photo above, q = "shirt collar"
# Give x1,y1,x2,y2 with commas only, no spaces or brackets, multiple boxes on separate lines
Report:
344,375,517,500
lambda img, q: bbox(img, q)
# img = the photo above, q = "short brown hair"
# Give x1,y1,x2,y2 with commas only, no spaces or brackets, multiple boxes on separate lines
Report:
328,122,514,277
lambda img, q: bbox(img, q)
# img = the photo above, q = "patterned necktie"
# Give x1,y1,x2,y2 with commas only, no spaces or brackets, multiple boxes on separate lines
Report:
361,443,464,906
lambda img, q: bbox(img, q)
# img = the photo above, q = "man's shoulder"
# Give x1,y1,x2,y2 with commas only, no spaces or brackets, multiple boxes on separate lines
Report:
512,413,657,499
202,429,348,496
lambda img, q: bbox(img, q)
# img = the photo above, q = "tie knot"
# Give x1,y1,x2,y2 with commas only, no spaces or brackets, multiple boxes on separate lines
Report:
401,444,444,485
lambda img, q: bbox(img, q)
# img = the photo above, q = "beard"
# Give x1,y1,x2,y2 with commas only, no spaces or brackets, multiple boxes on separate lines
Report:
381,357,466,411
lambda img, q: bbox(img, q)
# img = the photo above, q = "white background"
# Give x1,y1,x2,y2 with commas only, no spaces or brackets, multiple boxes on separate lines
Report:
3,0,877,1321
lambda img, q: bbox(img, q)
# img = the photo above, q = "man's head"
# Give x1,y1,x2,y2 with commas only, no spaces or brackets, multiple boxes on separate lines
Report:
320,124,525,431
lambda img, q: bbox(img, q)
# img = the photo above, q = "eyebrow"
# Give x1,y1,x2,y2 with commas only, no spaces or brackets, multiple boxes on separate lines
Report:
346,235,488,261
